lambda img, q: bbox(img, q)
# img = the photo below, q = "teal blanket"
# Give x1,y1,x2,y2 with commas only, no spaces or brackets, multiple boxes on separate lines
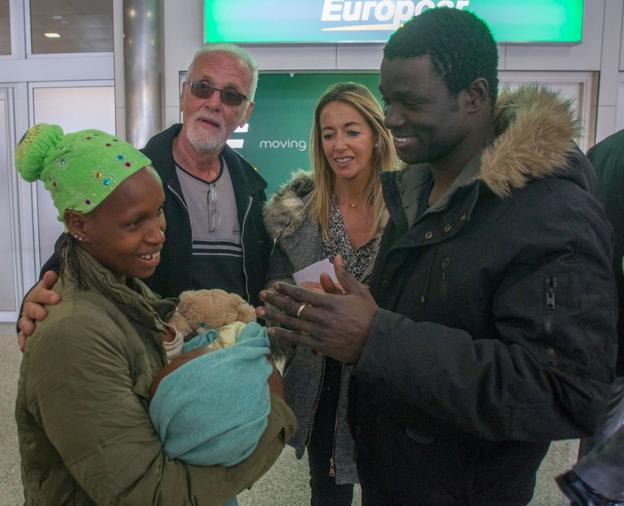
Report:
149,322,272,467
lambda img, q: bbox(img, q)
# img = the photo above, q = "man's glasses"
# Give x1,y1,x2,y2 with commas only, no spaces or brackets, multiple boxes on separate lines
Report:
207,184,221,233
185,80,249,107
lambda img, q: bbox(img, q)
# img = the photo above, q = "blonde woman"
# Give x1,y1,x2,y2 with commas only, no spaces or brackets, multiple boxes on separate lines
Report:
264,82,396,505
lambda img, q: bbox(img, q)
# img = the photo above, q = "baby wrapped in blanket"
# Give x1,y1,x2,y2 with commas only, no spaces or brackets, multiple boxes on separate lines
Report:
149,290,273,506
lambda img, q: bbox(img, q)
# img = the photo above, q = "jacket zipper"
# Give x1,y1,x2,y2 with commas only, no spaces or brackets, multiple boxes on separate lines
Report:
305,357,326,448
441,256,450,281
545,275,557,336
168,183,190,215
420,251,438,304
329,362,345,478
241,196,253,303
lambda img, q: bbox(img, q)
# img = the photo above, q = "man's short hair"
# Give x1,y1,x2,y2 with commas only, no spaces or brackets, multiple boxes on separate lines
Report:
384,8,498,102
186,43,259,101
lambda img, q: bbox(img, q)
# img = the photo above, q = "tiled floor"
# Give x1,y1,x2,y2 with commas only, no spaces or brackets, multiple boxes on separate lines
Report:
0,325,574,505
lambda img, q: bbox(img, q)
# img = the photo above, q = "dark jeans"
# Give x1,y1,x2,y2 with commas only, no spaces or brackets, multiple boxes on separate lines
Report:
308,357,354,506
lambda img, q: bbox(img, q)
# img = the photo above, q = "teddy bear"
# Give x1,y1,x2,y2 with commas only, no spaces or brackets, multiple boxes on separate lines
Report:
167,288,257,352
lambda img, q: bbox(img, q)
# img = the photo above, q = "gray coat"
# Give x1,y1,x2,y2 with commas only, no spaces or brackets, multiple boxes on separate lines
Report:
264,172,370,485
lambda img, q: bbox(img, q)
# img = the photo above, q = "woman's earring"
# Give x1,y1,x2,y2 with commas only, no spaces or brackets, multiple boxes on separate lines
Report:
72,234,83,242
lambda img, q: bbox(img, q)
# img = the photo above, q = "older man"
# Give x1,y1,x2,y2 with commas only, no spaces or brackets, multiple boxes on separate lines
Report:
259,8,617,505
18,44,270,345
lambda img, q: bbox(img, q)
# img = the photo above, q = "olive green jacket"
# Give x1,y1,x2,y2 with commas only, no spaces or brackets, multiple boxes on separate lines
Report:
16,247,296,505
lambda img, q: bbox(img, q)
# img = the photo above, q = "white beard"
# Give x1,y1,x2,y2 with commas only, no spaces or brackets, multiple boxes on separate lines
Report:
185,114,227,153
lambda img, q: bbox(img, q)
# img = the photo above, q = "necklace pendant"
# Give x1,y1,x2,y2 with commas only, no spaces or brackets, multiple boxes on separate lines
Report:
350,202,357,208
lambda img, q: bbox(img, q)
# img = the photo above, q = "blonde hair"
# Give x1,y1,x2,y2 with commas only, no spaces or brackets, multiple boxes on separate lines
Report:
310,82,396,238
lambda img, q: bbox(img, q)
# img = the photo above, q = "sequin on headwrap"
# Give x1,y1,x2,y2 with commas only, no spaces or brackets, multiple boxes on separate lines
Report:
15,123,154,222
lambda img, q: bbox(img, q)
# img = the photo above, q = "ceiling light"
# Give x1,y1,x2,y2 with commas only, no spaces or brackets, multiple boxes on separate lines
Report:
44,32,61,39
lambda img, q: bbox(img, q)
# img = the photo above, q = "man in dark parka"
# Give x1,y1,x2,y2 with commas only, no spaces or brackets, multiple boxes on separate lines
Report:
259,8,618,505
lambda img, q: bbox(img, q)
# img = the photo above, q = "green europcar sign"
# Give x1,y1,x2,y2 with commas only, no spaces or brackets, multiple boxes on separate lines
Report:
204,0,583,44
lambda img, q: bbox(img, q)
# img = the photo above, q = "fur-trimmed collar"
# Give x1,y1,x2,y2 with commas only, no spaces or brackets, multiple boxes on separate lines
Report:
480,84,580,196
263,170,315,240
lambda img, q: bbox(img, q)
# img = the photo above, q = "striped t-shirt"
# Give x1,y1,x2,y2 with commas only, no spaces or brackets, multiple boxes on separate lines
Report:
176,160,245,298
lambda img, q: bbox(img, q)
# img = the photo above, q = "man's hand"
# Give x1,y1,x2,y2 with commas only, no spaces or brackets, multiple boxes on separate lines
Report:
256,256,378,363
17,271,61,352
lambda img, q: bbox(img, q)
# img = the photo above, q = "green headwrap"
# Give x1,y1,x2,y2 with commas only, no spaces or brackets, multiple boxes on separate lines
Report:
15,123,154,221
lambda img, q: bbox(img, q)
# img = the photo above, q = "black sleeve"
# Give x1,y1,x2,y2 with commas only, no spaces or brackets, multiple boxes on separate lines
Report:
16,234,63,331
39,234,64,276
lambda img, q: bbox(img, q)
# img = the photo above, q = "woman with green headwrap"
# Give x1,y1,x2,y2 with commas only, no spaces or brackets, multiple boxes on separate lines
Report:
14,123,295,506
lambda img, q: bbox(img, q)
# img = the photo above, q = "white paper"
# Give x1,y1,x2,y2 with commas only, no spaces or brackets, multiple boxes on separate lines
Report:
293,258,338,286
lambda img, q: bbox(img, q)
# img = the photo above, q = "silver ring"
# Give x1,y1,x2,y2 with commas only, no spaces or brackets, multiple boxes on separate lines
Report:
296,303,307,318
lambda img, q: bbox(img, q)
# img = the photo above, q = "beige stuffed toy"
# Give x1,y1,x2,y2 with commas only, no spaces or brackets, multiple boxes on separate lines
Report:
151,289,259,398
168,289,257,352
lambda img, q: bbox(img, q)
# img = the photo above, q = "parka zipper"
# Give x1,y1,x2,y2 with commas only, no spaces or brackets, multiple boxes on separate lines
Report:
328,362,345,478
240,196,253,302
441,257,450,281
420,251,438,304
545,275,557,336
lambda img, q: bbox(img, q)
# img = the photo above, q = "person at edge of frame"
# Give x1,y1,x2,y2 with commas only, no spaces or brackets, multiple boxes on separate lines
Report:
556,129,624,506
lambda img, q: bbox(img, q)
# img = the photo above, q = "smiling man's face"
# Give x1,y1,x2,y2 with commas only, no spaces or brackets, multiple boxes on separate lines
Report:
380,55,470,168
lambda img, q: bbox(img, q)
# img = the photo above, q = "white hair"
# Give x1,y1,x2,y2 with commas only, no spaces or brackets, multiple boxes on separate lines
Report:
186,43,259,100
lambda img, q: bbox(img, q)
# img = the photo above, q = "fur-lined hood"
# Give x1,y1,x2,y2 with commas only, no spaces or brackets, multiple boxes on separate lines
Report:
264,170,315,241
481,84,583,196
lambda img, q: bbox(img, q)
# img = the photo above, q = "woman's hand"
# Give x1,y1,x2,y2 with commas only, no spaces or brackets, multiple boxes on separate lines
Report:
299,281,324,292
300,279,344,294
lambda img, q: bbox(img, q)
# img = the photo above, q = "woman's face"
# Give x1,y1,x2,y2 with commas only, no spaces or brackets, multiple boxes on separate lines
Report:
319,101,376,183
78,167,166,282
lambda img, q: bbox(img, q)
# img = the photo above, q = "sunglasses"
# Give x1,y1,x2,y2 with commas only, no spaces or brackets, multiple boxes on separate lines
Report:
185,80,249,107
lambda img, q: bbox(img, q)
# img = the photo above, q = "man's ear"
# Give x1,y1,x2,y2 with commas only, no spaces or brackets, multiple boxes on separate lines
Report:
64,210,90,242
464,78,490,113
240,101,254,127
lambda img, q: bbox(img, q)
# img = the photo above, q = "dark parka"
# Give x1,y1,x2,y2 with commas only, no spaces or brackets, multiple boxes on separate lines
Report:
350,86,618,505
38,124,271,306
588,129,624,375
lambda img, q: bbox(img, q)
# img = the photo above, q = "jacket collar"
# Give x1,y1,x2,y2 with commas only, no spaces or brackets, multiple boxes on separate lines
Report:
63,244,176,332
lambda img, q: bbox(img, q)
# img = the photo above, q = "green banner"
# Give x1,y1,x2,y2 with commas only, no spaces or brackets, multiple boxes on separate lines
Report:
231,73,380,196
205,0,583,44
